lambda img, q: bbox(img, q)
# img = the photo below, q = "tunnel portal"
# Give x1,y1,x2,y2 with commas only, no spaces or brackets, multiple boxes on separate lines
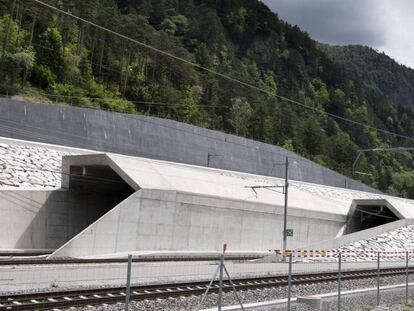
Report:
345,200,401,234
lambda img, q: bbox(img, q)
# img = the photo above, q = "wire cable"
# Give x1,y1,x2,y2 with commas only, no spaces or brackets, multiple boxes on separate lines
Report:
31,0,414,143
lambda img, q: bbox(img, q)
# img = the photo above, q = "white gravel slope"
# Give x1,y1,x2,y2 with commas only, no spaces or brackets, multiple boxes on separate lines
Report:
0,142,71,188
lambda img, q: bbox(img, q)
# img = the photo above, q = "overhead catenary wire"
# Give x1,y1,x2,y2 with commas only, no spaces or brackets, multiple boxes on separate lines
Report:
0,92,230,109
30,0,414,144
26,43,230,109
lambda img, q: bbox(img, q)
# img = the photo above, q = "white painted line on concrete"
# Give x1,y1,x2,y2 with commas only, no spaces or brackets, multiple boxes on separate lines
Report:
200,298,297,311
310,281,414,299
200,282,414,311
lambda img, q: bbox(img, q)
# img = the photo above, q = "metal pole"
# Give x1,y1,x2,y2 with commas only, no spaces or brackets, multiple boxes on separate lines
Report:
218,253,224,311
196,265,220,310
338,252,341,311
124,254,132,311
406,251,409,303
287,253,292,311
283,156,289,255
223,265,245,311
377,252,380,306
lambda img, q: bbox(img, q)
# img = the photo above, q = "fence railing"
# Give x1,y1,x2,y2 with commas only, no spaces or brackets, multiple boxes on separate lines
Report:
1,249,414,310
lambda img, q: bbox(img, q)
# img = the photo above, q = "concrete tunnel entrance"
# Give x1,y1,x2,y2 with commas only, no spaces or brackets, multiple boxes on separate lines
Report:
57,165,135,243
0,164,135,252
69,165,134,198
345,200,400,234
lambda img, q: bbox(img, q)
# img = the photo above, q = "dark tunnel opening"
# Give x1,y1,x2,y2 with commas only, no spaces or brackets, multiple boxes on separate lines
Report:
8,165,136,251
69,165,134,198
345,204,399,234
57,165,135,242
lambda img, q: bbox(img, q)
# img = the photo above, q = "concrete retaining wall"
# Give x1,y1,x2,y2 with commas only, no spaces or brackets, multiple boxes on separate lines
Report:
0,189,117,249
0,99,378,193
50,189,346,258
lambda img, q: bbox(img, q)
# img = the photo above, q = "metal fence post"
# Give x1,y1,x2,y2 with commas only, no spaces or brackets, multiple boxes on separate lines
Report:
338,252,342,311
287,253,292,311
125,254,132,311
406,251,409,303
377,252,380,306
218,253,224,311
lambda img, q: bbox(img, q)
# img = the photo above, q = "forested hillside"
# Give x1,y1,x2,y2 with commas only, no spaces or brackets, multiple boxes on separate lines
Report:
319,44,414,110
1,0,414,197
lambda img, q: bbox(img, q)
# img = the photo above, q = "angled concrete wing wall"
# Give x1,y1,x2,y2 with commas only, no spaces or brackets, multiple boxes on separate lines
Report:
0,189,115,249
300,219,414,251
0,99,378,193
50,189,346,258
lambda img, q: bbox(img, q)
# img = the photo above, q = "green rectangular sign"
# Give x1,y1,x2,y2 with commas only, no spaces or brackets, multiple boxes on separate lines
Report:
286,229,294,237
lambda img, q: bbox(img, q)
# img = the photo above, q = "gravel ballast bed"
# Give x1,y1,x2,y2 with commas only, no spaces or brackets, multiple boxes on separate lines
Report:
64,274,413,310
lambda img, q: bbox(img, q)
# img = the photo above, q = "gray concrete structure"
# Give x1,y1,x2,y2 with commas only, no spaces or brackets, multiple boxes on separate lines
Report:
0,98,378,193
1,145,413,258
46,152,414,258
49,153,350,258
300,219,414,251
0,187,131,250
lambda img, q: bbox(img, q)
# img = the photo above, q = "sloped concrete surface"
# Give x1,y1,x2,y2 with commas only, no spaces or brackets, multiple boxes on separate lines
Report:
50,153,414,258
338,224,414,252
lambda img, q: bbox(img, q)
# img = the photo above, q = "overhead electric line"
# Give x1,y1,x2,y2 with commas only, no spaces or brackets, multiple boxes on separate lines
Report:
352,147,414,176
0,93,230,109
31,0,414,144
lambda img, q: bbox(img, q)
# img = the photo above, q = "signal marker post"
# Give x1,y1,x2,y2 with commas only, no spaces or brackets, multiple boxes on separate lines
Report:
245,156,291,258
283,157,289,256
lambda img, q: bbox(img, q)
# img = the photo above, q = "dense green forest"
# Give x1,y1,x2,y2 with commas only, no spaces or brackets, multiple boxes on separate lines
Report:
1,0,414,197
319,44,414,110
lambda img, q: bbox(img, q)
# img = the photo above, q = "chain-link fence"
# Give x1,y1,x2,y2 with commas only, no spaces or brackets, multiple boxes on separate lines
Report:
1,250,414,310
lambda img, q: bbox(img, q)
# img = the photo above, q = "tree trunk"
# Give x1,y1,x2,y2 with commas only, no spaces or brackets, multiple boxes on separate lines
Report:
90,30,96,65
77,24,83,55
16,0,24,44
98,33,105,76
119,40,126,90
122,49,132,97
3,0,17,56
29,13,37,45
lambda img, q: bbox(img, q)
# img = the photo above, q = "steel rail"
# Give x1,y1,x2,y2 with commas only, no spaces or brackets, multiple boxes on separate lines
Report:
0,255,264,266
1,266,412,310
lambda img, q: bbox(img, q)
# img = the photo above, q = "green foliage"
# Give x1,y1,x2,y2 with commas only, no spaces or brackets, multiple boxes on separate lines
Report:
319,44,414,110
229,97,253,136
2,0,414,197
0,50,35,93
31,64,55,89
388,171,414,198
299,116,326,156
182,85,207,126
327,132,359,174
0,15,34,92
36,28,64,79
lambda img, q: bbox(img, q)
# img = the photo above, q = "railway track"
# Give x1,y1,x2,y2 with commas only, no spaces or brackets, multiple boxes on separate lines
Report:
1,266,413,310
0,255,264,266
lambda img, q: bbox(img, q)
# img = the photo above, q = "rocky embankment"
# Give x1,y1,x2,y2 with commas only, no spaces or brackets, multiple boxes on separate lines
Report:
0,142,71,188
